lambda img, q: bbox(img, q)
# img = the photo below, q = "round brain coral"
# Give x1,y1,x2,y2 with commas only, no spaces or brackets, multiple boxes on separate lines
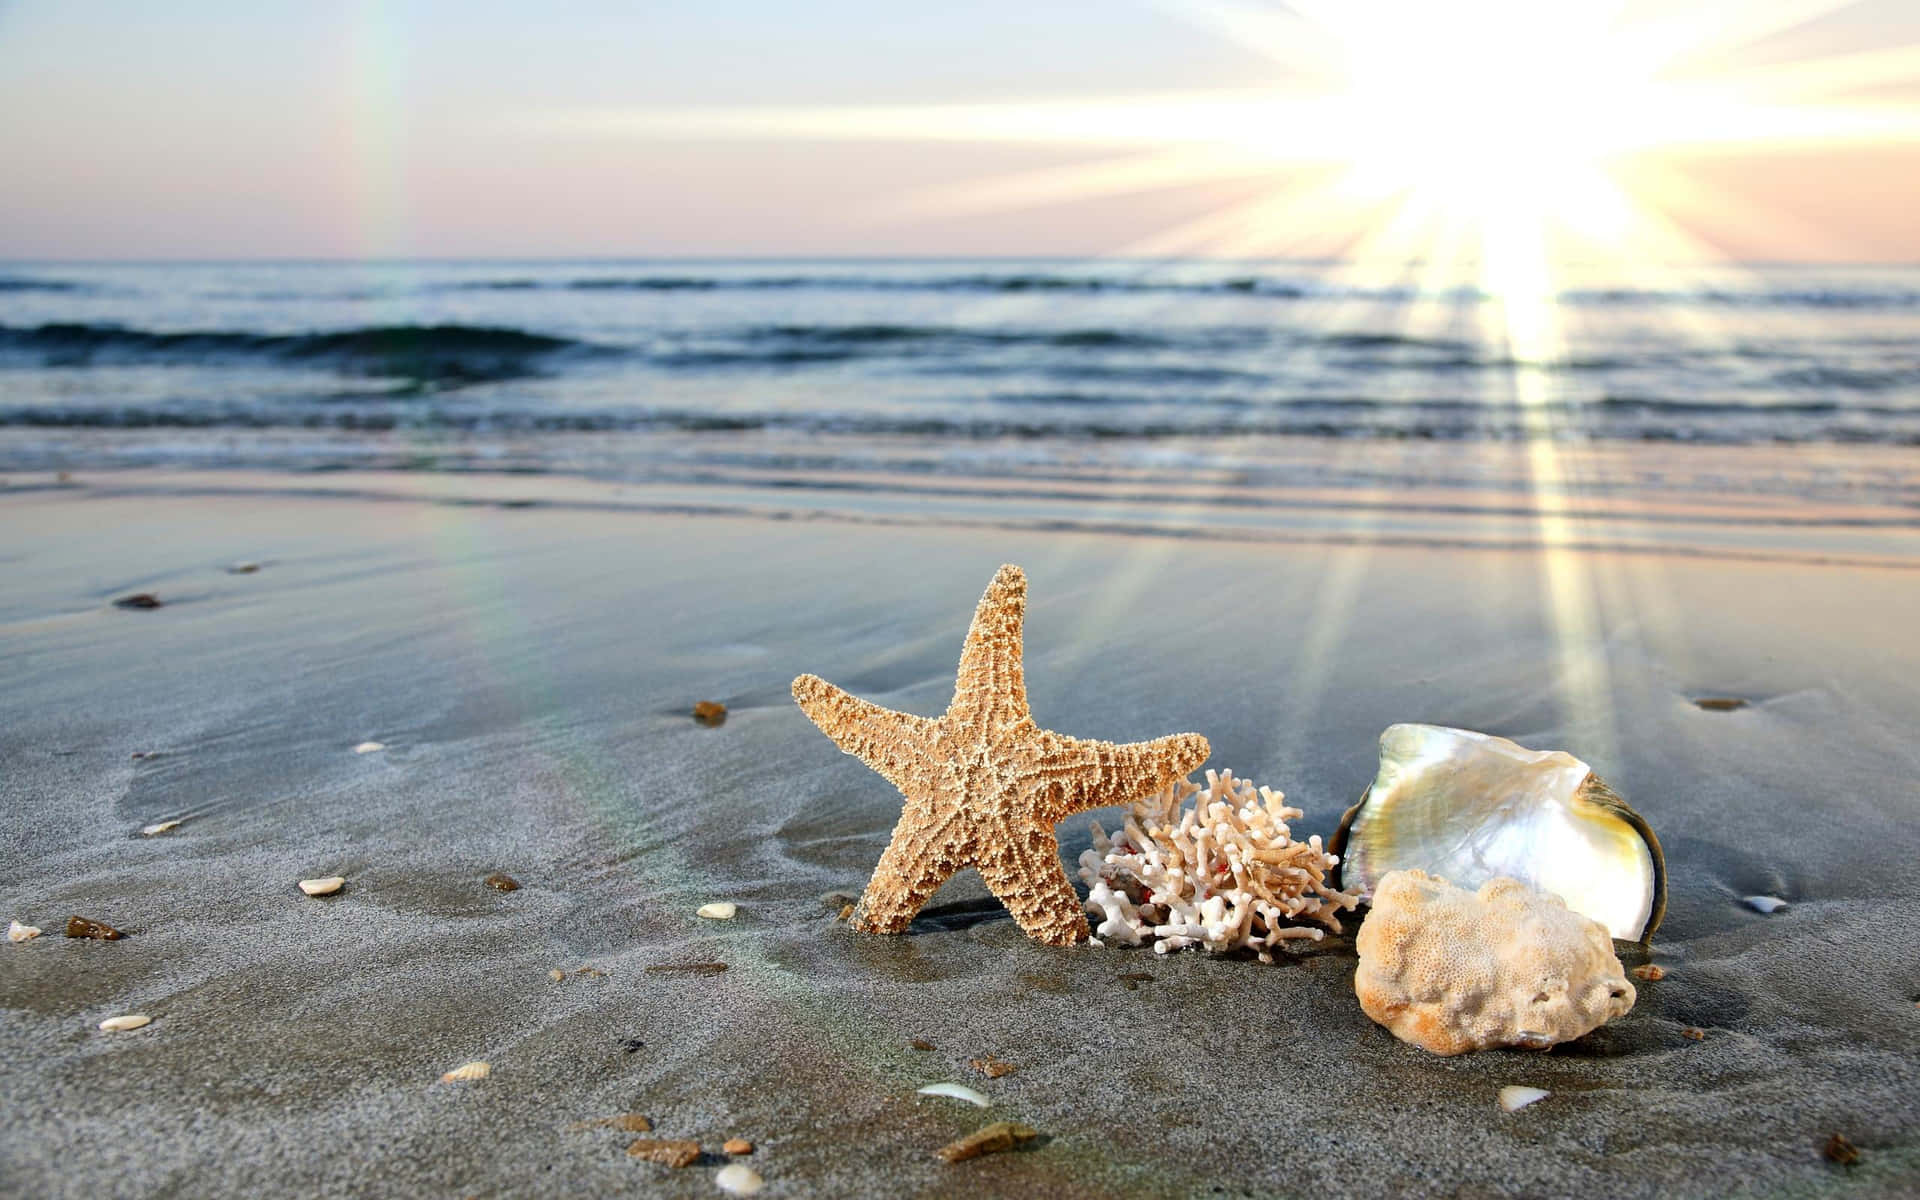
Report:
1354,869,1636,1055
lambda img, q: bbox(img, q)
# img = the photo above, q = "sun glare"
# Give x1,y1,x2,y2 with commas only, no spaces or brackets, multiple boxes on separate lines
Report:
1312,5,1653,243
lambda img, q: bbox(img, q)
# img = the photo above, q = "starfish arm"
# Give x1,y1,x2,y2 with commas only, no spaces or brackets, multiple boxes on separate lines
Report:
946,564,1031,732
851,813,965,934
1027,730,1211,822
792,674,937,792
975,820,1091,946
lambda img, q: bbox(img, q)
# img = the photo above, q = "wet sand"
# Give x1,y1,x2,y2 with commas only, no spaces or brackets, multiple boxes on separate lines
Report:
2,471,1918,1197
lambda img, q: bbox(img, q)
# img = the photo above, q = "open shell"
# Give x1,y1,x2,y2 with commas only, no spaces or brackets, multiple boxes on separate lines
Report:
1331,724,1666,942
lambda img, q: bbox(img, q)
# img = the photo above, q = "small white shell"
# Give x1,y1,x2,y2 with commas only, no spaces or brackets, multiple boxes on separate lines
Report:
299,876,346,897
142,820,182,836
8,921,41,942
715,1164,764,1195
916,1082,989,1108
440,1061,490,1082
98,1014,152,1032
1743,895,1788,914
1499,1085,1550,1112
354,741,386,754
697,902,738,920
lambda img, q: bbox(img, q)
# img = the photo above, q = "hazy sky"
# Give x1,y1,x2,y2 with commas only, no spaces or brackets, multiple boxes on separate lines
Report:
2,0,1917,261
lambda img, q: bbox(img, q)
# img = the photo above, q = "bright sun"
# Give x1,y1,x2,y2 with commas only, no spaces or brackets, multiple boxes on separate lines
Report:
1313,3,1652,241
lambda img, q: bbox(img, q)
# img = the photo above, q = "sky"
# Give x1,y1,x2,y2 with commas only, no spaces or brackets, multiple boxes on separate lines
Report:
1,0,1917,262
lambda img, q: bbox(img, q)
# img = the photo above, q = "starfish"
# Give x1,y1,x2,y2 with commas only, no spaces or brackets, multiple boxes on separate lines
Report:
792,564,1210,946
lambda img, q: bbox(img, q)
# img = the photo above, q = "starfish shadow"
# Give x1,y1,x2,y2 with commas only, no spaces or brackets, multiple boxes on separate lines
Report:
910,896,1013,933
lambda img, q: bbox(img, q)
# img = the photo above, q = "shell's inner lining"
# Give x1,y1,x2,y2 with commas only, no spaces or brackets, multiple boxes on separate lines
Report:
1346,725,1657,940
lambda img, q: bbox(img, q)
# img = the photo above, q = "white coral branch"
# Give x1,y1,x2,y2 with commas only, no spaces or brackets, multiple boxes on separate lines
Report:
1077,769,1360,963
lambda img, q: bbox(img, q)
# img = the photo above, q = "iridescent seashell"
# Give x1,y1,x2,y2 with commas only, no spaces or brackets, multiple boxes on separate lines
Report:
1331,724,1665,941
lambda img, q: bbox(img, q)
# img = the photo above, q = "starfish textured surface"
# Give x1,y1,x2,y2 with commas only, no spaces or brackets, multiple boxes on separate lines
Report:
793,564,1210,945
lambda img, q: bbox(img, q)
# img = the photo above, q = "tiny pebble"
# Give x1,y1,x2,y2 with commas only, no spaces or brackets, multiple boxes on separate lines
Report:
1743,895,1788,913
1682,1027,1707,1040
1693,696,1748,711
299,876,345,897
227,562,260,574
936,1121,1038,1164
969,1056,1016,1079
353,741,386,754
627,1138,701,1167
441,1061,490,1082
483,873,520,892
697,902,738,920
715,1163,764,1194
909,1038,936,1051
8,921,41,943
1631,963,1665,981
692,700,727,727
1824,1133,1862,1166
98,1014,152,1032
66,916,124,940
1499,1085,1550,1112
113,593,163,610
142,820,182,836
566,1114,653,1132
723,1137,753,1155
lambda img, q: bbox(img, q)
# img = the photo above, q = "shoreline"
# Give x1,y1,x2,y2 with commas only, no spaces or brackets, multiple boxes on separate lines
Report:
3,474,1917,1197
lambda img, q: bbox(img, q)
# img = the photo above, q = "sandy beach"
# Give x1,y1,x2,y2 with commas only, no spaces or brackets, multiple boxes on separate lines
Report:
3,469,1918,1198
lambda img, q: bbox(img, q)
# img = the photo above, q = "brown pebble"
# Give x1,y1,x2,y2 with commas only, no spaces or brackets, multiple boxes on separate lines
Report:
573,966,606,978
483,873,521,892
909,1038,936,1052
969,1055,1016,1079
113,593,163,610
723,1138,753,1156
65,916,123,940
1632,964,1666,981
645,961,728,976
568,1113,652,1133
1682,1027,1707,1040
613,1114,653,1132
692,700,727,727
1823,1133,1861,1166
1693,697,1748,711
627,1138,701,1167
837,903,855,922
936,1121,1038,1164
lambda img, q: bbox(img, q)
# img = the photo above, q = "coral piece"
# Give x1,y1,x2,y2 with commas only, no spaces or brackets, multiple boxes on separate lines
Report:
1354,870,1636,1056
1077,769,1358,961
793,565,1208,947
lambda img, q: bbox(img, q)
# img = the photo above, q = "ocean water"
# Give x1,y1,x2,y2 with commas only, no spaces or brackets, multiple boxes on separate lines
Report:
2,259,1918,508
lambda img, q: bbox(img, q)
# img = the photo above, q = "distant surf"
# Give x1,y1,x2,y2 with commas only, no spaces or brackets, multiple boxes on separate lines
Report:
2,259,1916,474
